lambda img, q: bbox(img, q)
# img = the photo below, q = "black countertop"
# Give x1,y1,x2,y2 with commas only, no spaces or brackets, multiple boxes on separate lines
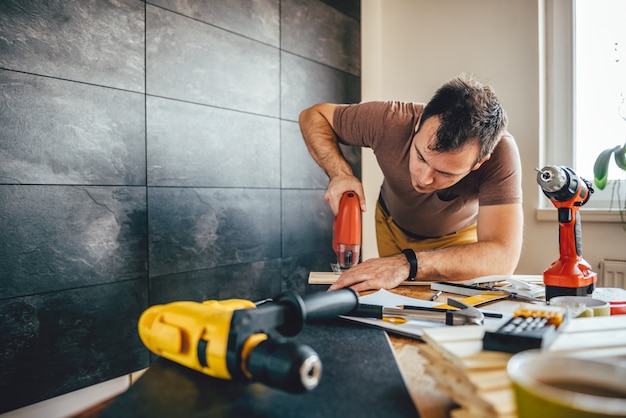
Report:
101,318,419,418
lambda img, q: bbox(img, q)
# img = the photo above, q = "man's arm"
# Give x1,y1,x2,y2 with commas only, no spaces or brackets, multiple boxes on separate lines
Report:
328,203,524,292
299,103,366,214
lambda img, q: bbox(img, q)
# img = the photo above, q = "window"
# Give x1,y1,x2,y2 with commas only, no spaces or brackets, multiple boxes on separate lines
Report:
543,0,626,214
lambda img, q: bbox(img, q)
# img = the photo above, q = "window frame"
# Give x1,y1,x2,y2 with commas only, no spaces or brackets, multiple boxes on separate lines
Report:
539,0,625,223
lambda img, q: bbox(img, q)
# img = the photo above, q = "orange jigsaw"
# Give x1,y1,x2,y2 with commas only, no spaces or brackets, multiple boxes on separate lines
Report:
332,191,362,271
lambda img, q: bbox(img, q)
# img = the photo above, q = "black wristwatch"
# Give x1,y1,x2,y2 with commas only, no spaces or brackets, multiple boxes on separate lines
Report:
401,249,418,281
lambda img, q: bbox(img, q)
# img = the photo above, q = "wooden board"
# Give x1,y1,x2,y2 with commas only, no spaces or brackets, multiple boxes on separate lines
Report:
549,314,626,353
420,327,515,418
418,311,626,418
308,271,431,286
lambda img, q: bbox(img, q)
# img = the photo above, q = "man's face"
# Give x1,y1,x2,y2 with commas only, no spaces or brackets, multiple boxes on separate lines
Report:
408,116,486,193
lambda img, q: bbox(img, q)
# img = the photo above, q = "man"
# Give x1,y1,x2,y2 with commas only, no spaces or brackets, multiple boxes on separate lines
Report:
299,74,523,292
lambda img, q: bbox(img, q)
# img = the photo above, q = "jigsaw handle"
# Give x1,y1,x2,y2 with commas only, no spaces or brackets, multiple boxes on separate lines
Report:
332,191,362,269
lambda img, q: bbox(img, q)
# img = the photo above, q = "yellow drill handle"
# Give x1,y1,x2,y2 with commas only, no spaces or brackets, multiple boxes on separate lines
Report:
138,299,256,380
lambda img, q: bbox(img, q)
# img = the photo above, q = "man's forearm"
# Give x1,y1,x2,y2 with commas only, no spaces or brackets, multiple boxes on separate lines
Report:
415,240,521,282
328,238,522,293
299,104,367,214
299,105,353,179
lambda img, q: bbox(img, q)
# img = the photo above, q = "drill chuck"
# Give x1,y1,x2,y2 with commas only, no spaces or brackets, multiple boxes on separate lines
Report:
536,166,567,193
536,165,592,205
246,339,322,392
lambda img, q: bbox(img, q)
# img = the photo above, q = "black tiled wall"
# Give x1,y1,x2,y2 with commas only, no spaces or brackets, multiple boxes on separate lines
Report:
0,0,360,412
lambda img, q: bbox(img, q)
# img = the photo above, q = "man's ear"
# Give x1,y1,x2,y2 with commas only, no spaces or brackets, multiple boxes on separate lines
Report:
471,155,491,171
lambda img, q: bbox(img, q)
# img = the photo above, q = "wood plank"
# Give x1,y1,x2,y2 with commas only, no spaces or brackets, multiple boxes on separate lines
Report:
414,290,626,418
421,346,512,391
549,329,626,352
419,316,516,418
420,344,514,407
423,338,511,370
423,363,514,417
465,369,511,392
451,408,516,418
422,325,485,343
559,314,626,333
308,271,431,286
390,342,454,418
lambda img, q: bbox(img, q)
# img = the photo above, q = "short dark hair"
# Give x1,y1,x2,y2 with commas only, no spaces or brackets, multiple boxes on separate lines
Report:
419,74,507,161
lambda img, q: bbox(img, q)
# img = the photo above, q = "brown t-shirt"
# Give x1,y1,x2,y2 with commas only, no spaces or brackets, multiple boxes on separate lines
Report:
333,101,522,237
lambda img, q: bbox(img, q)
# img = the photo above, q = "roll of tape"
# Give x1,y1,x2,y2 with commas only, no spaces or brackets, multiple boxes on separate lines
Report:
550,296,611,317
593,288,626,315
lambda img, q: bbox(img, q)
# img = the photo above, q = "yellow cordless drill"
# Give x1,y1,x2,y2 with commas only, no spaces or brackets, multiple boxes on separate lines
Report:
138,288,359,392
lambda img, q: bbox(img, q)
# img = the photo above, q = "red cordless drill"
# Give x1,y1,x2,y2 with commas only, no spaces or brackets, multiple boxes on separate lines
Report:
536,165,597,300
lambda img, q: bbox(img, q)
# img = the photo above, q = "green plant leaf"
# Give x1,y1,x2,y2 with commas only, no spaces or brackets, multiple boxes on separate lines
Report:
614,142,626,171
593,147,616,190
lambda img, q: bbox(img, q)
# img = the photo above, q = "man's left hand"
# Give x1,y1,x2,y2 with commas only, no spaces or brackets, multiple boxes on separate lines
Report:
328,254,410,292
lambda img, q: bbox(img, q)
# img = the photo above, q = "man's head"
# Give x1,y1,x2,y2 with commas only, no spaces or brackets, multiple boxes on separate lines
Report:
408,75,507,193
420,74,507,161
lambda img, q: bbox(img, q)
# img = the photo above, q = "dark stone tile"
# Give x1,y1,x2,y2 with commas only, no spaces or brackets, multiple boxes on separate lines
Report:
146,5,280,117
0,71,146,185
279,54,361,184
281,0,360,76
148,188,281,277
280,52,361,122
281,253,335,295
0,185,147,299
343,143,362,181
319,0,360,21
147,96,280,188
150,258,282,304
281,120,328,189
0,0,362,410
281,120,361,189
0,0,144,92
149,0,280,47
0,280,149,414
282,189,334,258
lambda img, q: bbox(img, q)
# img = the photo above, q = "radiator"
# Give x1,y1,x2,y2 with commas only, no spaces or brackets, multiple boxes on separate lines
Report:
598,259,626,288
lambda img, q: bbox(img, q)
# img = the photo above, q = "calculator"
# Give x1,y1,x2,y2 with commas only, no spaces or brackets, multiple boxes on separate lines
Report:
482,309,564,353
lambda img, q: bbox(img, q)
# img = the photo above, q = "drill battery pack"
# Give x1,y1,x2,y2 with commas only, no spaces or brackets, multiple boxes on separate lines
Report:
482,308,565,354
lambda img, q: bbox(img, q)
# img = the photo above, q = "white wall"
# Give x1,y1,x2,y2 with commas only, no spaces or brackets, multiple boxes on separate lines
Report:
361,0,626,275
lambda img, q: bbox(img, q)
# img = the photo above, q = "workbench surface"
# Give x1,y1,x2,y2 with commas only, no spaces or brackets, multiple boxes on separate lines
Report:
99,285,492,418
101,301,423,418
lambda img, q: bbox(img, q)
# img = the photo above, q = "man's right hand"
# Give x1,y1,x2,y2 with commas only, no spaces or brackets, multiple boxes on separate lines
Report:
299,103,366,215
325,175,366,215
328,253,410,292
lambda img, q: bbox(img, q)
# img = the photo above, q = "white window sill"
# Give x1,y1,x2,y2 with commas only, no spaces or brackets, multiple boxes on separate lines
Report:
536,208,625,223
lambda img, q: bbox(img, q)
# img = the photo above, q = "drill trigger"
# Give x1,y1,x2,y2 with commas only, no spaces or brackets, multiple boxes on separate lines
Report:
558,207,572,223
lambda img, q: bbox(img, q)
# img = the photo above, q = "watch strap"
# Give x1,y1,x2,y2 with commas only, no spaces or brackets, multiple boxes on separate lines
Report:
401,249,418,281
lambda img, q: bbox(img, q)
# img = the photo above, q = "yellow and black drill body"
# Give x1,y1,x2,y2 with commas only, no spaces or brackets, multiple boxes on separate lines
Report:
138,289,359,392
